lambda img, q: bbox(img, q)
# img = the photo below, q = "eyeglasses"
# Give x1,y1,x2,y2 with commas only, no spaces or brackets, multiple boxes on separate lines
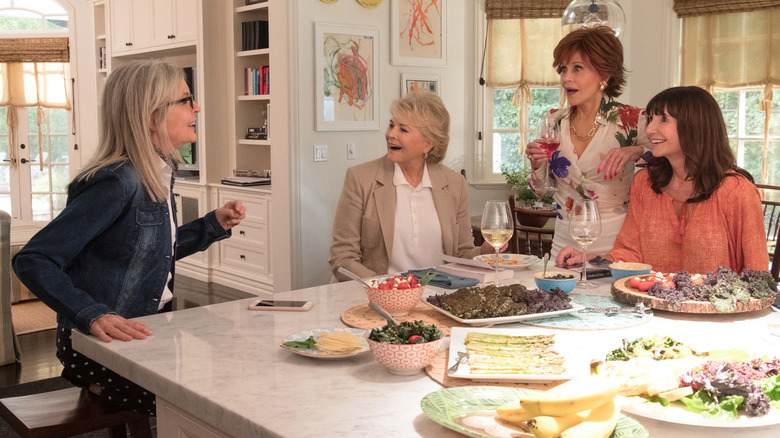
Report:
168,95,195,109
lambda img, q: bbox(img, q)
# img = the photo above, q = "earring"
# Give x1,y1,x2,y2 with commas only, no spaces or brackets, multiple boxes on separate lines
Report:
599,81,607,91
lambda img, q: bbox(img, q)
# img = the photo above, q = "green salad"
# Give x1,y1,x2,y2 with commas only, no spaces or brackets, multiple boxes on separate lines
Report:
368,320,442,345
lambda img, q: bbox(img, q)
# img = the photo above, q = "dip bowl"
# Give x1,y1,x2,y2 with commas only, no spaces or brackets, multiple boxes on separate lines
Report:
534,271,578,294
365,333,444,376
609,262,652,280
363,279,425,316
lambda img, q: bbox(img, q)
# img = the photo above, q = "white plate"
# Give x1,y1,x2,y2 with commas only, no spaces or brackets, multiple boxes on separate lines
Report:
619,395,780,428
423,299,584,325
280,328,369,359
447,327,592,382
473,254,541,269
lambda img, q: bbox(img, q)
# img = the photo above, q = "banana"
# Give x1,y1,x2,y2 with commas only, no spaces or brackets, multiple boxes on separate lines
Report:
495,400,535,425
518,375,621,416
527,409,589,438
559,399,620,438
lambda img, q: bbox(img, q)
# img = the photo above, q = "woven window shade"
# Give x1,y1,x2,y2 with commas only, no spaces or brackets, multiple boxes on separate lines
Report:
0,38,69,63
486,0,570,19
673,0,780,17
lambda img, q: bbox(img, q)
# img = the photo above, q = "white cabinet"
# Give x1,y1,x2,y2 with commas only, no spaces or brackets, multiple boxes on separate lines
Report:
211,186,272,294
157,398,227,438
151,0,198,48
111,0,196,54
110,0,151,54
173,181,210,280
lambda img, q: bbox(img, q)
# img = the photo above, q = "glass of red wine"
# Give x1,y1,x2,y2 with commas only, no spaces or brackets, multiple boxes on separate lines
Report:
533,114,560,195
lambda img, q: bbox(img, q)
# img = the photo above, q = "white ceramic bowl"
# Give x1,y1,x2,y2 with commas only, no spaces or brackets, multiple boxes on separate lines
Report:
365,334,444,375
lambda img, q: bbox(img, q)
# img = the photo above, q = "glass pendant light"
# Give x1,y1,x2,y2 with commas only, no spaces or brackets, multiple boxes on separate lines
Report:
561,0,626,37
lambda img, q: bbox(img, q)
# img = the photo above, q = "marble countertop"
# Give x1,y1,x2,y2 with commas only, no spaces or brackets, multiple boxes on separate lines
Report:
73,270,780,437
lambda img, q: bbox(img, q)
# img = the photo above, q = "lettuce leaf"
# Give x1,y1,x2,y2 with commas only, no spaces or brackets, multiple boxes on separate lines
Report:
678,390,743,420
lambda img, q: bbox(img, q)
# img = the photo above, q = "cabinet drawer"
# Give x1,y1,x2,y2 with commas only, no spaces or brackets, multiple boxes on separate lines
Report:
220,242,268,274
231,222,266,248
218,193,267,224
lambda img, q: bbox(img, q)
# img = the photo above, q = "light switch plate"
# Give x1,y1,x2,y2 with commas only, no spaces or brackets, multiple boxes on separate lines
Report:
347,143,356,160
314,145,328,162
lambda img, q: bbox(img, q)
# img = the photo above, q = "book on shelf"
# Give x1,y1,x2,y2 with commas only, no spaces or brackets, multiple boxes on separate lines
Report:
243,66,270,96
435,254,514,283
221,176,271,187
241,20,268,51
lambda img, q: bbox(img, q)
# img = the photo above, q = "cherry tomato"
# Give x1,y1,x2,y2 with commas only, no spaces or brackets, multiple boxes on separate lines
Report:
408,335,422,344
629,277,642,289
638,279,657,291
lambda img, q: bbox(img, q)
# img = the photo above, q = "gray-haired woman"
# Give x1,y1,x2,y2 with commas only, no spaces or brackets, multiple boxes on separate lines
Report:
13,59,245,416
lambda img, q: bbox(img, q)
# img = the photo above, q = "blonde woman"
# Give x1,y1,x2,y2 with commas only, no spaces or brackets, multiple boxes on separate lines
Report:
13,60,245,416
330,92,492,281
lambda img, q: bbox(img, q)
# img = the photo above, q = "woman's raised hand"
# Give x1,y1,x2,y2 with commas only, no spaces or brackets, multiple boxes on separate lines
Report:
525,141,548,170
216,200,247,231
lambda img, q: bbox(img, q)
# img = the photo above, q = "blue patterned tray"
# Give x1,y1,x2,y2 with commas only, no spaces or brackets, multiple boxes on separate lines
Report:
521,294,653,330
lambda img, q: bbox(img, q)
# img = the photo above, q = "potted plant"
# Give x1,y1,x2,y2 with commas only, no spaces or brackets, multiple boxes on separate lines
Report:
501,162,556,228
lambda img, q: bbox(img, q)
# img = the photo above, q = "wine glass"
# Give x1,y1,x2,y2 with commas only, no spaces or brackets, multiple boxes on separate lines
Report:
533,114,561,196
481,200,514,284
568,199,602,289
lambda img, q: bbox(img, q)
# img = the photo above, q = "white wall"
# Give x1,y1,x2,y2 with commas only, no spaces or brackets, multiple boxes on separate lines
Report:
290,0,679,288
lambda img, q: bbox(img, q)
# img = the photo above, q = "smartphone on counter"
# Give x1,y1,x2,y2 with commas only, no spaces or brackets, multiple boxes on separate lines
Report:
248,299,314,311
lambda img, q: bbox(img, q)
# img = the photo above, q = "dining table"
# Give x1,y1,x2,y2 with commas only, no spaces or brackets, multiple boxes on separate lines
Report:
72,267,780,437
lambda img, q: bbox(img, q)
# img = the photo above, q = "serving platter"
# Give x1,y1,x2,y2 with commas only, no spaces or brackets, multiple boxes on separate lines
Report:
420,386,649,438
280,328,369,359
618,394,780,428
422,299,584,326
610,275,775,313
473,254,541,269
447,327,591,382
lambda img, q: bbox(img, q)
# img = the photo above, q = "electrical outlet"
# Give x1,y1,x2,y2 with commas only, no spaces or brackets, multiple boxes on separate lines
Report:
347,143,356,160
314,145,328,162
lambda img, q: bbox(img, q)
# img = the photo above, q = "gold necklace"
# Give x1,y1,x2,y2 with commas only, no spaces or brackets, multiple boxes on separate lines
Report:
569,118,599,141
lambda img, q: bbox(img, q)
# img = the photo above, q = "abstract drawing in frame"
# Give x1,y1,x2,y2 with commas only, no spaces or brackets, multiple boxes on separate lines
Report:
315,23,380,131
400,73,440,96
391,0,446,67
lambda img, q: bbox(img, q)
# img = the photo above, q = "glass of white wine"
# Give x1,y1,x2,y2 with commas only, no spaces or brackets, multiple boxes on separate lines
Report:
481,200,514,284
568,199,602,289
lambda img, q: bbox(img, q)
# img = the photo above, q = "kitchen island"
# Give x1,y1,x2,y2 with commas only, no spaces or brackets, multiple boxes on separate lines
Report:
73,271,780,437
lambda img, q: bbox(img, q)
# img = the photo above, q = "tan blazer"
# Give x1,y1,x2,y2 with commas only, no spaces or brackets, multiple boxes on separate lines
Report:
330,156,480,281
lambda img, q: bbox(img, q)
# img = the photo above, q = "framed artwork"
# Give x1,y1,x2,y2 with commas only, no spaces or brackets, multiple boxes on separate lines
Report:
400,73,440,95
315,23,380,131
391,0,446,67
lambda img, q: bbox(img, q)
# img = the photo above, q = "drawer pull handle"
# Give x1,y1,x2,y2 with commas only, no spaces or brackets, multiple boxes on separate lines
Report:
239,230,245,235
240,254,246,260
168,34,175,39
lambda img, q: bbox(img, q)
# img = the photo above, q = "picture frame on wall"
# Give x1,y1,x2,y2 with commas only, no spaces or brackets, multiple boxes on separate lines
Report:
391,0,446,67
400,73,440,96
315,23,380,131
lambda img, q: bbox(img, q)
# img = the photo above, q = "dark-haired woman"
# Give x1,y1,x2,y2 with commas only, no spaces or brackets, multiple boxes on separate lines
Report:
557,86,768,274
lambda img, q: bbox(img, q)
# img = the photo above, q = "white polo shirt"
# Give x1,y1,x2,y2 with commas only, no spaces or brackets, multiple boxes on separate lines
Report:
387,163,443,274
158,158,175,311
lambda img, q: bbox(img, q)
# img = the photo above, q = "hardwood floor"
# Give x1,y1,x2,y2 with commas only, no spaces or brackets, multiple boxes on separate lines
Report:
0,276,256,389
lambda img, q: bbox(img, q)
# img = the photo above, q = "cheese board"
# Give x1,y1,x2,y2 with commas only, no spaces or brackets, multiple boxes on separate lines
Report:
610,275,775,314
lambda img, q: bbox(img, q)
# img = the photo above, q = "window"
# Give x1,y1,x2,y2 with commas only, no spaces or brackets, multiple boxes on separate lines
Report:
716,88,780,186
0,0,68,31
484,86,560,180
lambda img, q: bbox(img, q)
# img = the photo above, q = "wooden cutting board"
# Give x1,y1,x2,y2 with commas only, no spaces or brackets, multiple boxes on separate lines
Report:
610,275,775,314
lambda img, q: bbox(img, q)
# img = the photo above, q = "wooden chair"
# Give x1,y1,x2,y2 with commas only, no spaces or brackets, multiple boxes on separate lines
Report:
756,184,780,281
0,386,152,438
508,195,556,257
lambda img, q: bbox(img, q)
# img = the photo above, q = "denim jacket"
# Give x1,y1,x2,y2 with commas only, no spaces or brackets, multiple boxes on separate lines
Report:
12,161,230,334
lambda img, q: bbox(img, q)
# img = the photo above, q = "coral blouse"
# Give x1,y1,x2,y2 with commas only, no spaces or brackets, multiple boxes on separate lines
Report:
608,169,768,274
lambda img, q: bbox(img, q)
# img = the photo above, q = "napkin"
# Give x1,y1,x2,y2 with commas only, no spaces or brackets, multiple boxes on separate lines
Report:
405,268,479,290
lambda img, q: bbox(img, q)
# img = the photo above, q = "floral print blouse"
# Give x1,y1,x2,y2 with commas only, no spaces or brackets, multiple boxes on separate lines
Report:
531,98,651,221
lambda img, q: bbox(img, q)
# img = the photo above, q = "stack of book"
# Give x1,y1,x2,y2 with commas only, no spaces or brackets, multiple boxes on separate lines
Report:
244,66,269,95
241,20,269,51
221,176,271,187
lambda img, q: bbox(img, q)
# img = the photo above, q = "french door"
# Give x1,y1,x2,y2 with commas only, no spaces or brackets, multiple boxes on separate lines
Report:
0,106,69,221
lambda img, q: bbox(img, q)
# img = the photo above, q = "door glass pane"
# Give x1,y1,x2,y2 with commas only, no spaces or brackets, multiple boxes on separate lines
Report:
51,164,68,192
50,135,67,162
0,106,6,134
0,194,10,214
0,165,9,191
744,90,765,137
49,107,67,133
31,193,51,221
31,164,51,191
716,91,738,137
52,193,66,216
742,140,764,181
